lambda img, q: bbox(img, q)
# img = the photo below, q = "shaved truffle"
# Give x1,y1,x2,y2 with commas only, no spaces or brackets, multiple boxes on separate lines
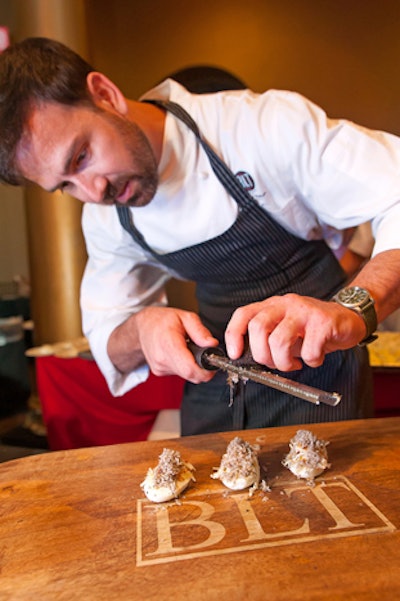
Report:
282,429,330,483
211,437,260,490
141,448,195,503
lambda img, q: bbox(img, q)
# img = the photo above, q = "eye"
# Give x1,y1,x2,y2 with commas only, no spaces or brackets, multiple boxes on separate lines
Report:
75,147,88,169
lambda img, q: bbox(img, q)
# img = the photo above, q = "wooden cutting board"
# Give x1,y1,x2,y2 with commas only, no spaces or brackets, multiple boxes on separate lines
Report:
0,417,399,600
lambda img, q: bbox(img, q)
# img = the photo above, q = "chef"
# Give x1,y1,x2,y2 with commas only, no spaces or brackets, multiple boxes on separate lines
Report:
1,37,400,434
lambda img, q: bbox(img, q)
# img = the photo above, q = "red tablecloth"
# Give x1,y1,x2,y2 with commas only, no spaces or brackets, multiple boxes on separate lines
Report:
36,356,184,450
372,368,400,418
35,357,400,451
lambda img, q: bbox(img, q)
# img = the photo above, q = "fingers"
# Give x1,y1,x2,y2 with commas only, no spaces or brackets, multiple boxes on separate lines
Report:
136,294,358,380
225,295,335,372
248,318,306,371
180,311,219,349
138,307,218,383
266,324,325,370
225,302,265,359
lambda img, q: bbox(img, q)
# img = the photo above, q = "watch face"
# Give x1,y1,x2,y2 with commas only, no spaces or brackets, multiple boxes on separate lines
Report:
337,287,369,307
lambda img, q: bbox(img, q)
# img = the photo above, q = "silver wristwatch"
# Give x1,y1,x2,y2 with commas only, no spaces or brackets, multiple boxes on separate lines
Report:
332,286,378,346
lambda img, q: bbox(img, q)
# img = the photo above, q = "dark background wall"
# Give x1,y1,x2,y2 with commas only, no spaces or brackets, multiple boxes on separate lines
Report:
83,0,400,310
1,0,400,292
84,0,400,134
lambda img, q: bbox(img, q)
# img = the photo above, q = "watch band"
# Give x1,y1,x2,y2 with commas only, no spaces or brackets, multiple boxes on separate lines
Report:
357,302,378,346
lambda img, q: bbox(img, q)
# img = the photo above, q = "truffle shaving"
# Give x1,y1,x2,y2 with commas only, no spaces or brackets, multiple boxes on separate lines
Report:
141,448,195,503
211,436,260,490
282,429,330,484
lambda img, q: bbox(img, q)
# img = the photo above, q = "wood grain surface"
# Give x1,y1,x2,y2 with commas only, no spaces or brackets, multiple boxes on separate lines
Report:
0,417,399,600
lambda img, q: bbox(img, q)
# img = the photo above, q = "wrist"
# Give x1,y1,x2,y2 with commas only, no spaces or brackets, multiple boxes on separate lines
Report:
332,286,378,346
108,313,146,372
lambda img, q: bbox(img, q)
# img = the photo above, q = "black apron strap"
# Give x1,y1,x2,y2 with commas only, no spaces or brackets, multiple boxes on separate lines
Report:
117,98,259,252
142,99,256,207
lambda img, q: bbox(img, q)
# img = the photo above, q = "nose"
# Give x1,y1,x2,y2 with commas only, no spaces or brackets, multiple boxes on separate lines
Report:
74,173,109,204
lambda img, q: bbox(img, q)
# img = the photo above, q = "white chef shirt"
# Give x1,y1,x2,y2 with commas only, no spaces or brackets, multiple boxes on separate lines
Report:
81,79,400,395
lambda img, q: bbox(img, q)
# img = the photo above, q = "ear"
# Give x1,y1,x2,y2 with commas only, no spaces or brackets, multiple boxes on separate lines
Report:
86,72,128,115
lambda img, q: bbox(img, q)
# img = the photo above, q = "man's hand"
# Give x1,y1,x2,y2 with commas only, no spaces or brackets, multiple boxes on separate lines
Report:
225,293,367,371
108,306,219,383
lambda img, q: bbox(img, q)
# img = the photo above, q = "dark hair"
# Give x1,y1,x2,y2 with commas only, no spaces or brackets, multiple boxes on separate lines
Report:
0,37,94,185
164,65,246,94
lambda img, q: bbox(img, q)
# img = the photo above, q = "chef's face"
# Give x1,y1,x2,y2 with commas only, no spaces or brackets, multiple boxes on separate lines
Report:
16,101,158,206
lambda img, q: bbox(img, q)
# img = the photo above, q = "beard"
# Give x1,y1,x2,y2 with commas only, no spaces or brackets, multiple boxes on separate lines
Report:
99,109,159,207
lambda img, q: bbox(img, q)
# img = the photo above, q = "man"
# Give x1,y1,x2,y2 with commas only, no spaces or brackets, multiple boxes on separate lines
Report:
1,37,400,435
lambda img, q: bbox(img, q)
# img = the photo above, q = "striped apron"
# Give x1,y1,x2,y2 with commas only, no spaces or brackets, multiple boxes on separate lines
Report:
117,100,372,434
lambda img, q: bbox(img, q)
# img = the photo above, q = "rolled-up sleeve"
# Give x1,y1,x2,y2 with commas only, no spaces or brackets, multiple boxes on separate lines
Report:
80,204,171,396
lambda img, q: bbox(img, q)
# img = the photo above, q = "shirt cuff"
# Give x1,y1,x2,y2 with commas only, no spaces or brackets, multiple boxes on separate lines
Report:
86,320,150,397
